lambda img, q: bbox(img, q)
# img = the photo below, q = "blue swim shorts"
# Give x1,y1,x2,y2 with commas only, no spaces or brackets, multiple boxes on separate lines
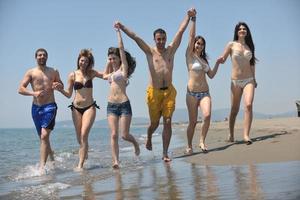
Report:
107,100,132,117
31,102,57,136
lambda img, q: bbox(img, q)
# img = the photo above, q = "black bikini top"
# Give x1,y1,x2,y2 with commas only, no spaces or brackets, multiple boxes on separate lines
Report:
73,72,93,90
74,80,93,90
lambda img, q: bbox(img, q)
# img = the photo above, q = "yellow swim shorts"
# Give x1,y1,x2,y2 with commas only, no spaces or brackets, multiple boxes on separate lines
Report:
146,84,177,122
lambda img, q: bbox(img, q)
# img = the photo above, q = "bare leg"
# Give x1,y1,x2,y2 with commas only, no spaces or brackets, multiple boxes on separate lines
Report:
228,83,243,142
120,115,140,156
162,117,172,162
146,121,159,151
77,107,96,169
72,109,83,145
199,96,211,152
39,128,52,172
108,115,120,168
243,83,255,144
186,93,199,153
48,142,54,161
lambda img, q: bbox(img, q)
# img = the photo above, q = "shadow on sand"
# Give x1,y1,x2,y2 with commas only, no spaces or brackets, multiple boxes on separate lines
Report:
174,130,290,159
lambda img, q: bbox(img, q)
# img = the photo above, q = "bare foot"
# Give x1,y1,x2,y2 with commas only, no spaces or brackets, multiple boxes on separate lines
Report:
162,156,172,162
145,137,152,151
39,166,46,175
74,167,83,172
244,136,253,145
199,143,208,153
226,135,234,142
112,163,119,169
185,147,193,155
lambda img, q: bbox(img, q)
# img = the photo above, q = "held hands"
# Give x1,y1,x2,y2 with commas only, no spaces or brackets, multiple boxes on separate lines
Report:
187,8,197,18
52,82,63,91
114,21,122,31
216,56,225,64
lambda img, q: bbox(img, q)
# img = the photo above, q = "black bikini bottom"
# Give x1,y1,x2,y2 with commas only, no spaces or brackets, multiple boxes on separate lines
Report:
68,101,100,115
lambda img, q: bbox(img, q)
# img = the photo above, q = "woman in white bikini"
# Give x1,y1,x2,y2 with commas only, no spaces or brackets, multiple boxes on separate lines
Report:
103,23,140,169
219,22,257,145
185,8,222,154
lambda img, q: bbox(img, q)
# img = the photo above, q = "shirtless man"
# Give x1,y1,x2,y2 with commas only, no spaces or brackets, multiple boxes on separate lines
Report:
115,8,195,161
18,48,63,172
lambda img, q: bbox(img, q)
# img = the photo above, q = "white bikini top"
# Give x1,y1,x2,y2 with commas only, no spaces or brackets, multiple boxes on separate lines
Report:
108,70,128,84
191,56,209,72
232,49,252,61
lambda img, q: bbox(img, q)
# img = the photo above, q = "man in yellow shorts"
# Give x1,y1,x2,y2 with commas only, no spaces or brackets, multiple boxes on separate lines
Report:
116,8,195,162
146,84,177,124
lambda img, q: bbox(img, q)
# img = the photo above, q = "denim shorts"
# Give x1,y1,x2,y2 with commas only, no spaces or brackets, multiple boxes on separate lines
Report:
107,100,132,117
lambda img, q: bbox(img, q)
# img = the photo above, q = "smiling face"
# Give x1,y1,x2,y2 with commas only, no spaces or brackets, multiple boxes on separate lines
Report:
35,50,47,66
78,56,89,70
237,25,247,39
108,53,121,70
154,32,167,50
194,38,205,53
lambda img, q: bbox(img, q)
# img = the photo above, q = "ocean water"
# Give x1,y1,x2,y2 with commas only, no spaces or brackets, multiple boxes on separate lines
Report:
0,127,300,199
0,125,185,199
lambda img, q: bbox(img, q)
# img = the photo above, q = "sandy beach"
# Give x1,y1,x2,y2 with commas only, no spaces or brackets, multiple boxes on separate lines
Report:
173,117,300,165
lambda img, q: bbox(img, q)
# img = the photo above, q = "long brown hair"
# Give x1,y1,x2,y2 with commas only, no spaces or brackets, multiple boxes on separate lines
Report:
107,47,136,78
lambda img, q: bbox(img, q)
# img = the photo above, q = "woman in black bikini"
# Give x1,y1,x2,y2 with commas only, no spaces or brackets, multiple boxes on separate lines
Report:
55,49,103,170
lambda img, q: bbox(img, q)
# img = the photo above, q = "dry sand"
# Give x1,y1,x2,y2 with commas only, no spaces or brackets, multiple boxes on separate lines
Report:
172,117,300,165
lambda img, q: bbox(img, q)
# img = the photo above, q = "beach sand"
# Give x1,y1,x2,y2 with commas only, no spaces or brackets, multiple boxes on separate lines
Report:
173,117,300,165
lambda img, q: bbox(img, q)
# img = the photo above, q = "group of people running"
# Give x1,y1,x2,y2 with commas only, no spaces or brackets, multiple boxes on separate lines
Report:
18,8,257,173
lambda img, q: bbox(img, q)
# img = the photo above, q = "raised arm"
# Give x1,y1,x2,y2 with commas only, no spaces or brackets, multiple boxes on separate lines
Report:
170,8,195,53
114,24,128,77
186,9,197,57
116,21,152,55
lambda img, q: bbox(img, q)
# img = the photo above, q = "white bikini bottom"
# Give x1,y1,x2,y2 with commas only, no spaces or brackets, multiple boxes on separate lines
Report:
231,77,254,89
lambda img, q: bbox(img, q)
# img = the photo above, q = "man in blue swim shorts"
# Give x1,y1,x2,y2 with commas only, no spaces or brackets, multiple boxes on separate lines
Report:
18,48,63,173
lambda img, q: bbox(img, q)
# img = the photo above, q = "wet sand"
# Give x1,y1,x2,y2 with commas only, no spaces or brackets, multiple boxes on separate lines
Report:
172,117,300,165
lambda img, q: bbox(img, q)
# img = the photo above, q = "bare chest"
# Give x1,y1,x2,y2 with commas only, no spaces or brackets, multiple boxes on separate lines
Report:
152,53,173,72
32,71,55,89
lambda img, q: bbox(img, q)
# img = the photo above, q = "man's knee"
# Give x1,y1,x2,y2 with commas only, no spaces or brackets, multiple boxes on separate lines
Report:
40,128,51,140
163,117,172,126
